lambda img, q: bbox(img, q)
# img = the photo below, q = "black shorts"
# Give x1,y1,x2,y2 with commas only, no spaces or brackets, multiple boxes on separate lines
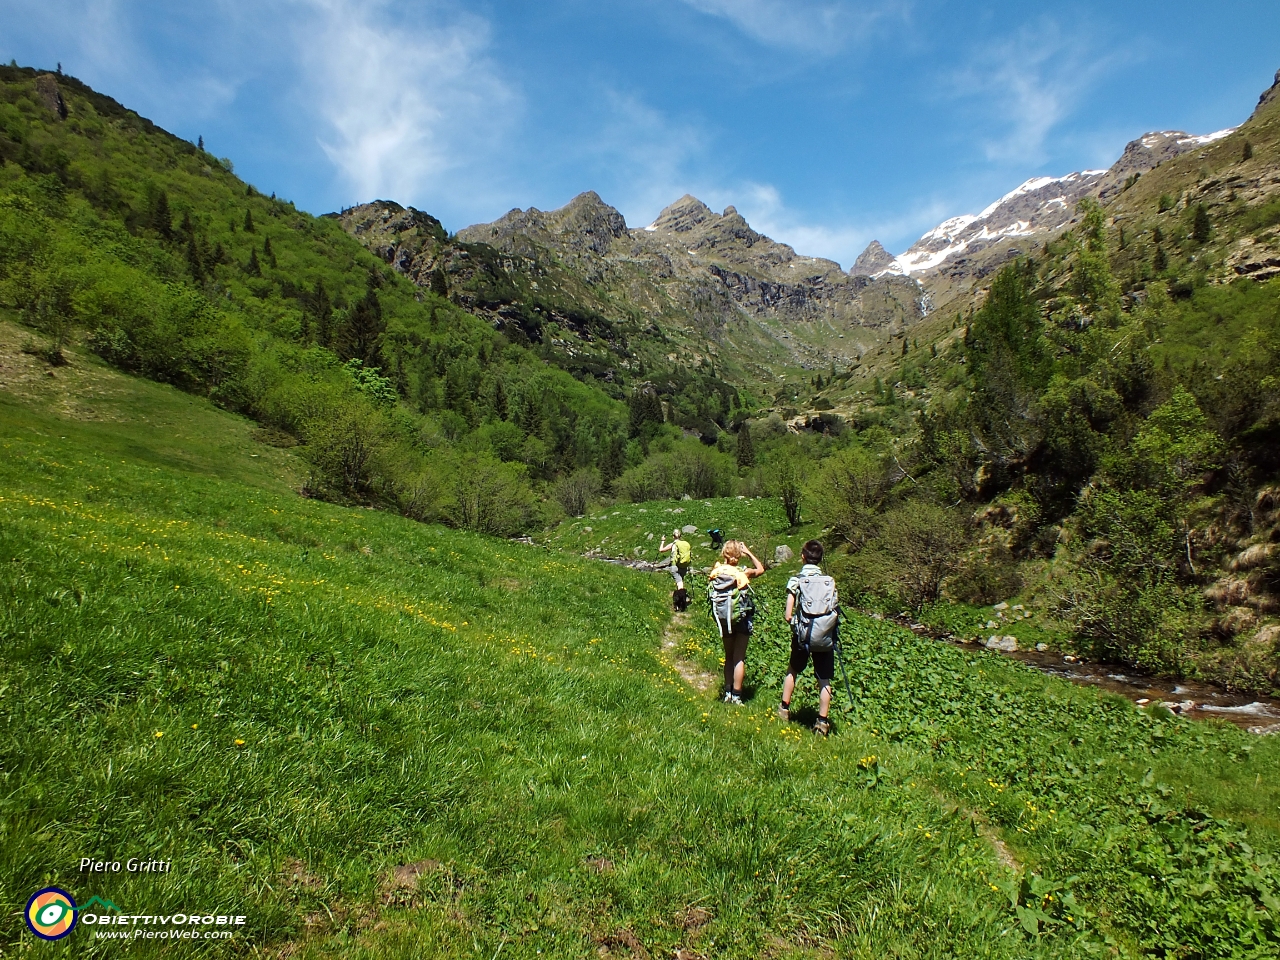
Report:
788,641,834,682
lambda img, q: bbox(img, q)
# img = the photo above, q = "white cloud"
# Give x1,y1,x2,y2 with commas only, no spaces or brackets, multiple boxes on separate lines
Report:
951,20,1117,165
290,0,515,205
674,0,904,53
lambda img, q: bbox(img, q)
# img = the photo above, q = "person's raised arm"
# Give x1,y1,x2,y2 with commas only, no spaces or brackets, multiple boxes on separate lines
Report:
658,535,670,552
742,545,765,578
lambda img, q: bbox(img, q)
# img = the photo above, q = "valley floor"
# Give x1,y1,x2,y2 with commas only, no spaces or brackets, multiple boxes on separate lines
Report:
3,344,1279,958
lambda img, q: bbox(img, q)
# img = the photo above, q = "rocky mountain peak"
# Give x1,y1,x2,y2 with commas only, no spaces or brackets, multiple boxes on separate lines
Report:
851,241,897,277
551,191,628,253
459,191,628,257
648,194,715,233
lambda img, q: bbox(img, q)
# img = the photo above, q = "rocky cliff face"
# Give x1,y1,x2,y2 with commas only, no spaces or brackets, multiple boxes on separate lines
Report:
337,190,925,375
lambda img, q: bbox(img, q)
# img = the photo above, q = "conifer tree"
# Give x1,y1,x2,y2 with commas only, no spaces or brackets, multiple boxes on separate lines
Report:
312,280,332,347
343,275,385,365
197,135,204,150
1153,225,1164,245
1192,204,1211,243
1153,245,1168,273
1242,140,1253,161
736,420,755,469
244,209,254,233
627,388,664,438
492,377,507,419
430,266,448,298
263,236,277,268
964,264,1052,458
246,248,260,277
186,236,204,282
147,188,172,238
600,435,625,491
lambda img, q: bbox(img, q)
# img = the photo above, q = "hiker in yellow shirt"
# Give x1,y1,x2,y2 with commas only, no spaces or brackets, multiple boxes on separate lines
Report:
659,528,692,590
659,528,693,611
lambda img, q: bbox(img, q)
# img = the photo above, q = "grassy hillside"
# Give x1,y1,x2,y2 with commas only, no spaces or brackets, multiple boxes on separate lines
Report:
3,322,1280,958
0,64,643,532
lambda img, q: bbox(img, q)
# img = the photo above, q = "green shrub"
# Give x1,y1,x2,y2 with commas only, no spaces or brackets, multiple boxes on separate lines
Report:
805,445,888,550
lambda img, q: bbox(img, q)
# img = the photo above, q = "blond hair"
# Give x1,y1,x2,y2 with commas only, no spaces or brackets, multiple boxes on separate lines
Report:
720,540,744,564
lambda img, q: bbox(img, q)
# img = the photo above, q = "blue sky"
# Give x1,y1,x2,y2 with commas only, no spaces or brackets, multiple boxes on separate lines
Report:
3,1,1278,267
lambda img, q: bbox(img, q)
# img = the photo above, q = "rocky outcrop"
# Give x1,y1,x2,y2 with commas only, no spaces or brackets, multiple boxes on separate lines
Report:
1253,68,1280,117
333,200,447,274
34,74,66,120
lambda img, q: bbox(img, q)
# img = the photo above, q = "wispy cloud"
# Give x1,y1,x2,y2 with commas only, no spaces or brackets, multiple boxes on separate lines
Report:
951,20,1118,165
291,0,515,205
674,0,906,54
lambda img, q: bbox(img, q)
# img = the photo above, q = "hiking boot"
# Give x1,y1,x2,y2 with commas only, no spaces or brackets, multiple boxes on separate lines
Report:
813,717,831,737
777,704,790,721
723,690,744,705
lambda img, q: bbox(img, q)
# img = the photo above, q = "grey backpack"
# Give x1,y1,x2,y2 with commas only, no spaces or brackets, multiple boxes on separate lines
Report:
708,570,755,637
793,574,839,652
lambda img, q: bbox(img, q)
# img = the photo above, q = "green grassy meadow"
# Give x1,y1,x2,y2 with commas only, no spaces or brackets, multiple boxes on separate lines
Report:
538,495,820,572
3,350,1280,958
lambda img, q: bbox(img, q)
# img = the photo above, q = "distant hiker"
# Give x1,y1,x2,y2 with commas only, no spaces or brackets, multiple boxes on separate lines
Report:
707,540,765,704
659,528,693,611
780,540,839,736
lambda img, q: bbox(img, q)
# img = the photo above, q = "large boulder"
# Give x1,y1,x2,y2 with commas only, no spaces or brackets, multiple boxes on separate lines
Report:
774,544,794,566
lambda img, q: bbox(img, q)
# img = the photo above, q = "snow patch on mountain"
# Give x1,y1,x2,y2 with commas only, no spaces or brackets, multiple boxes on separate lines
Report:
880,126,1240,281
1177,128,1235,146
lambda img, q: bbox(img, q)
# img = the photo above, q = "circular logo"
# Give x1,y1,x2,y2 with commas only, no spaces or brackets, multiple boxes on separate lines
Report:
25,887,78,941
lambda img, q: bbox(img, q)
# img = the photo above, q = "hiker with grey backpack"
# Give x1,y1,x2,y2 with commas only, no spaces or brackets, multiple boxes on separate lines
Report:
780,540,840,736
706,540,765,704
